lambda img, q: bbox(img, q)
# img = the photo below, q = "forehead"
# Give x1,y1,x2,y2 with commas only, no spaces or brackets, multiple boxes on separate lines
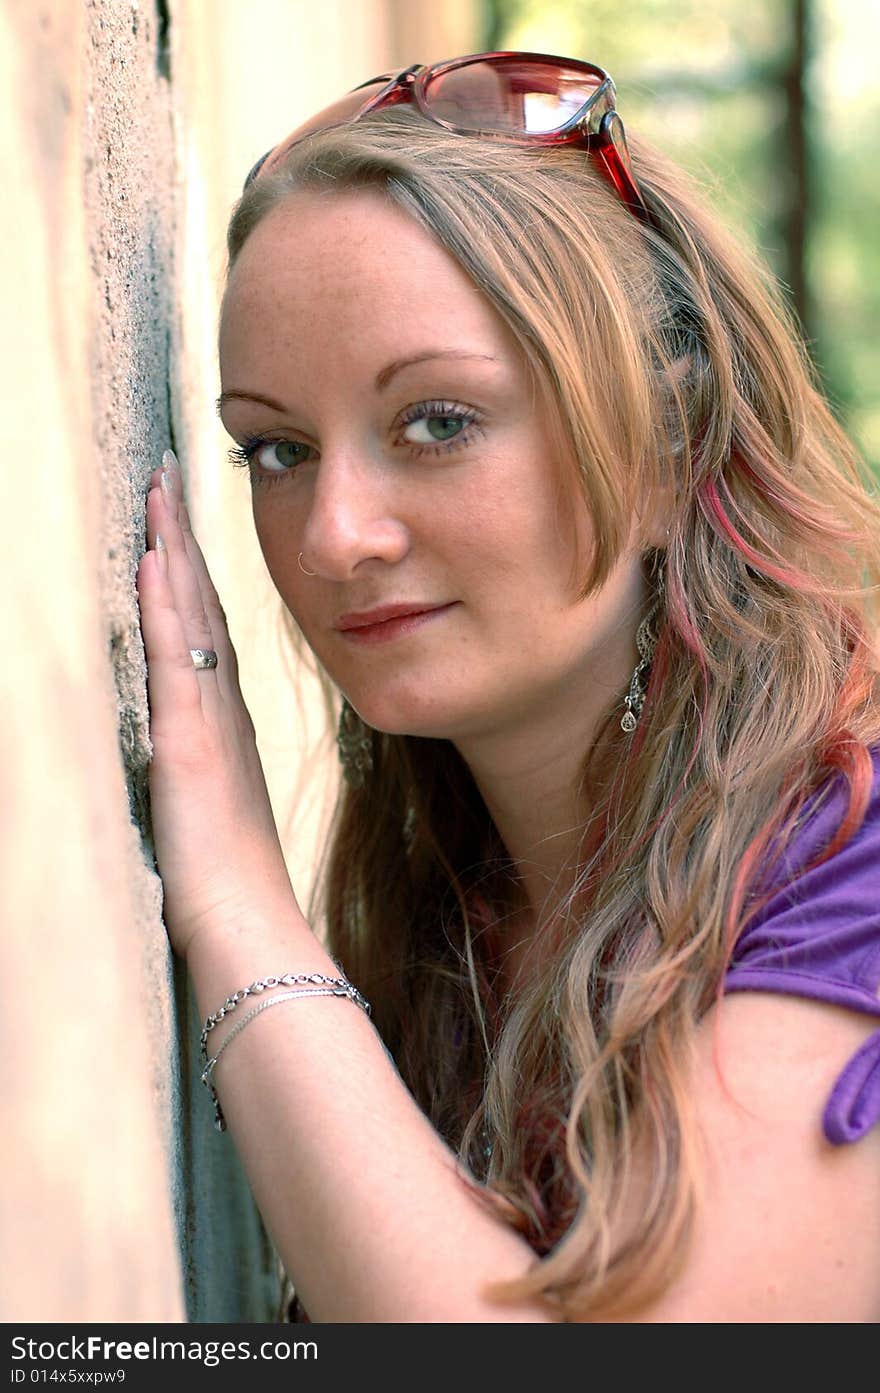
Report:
224,190,468,318
219,187,516,368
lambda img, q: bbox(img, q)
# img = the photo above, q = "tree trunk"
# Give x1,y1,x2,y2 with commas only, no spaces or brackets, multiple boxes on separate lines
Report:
781,0,813,343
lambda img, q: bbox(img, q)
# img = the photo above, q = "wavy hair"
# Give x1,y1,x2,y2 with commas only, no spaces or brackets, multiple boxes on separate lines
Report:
226,110,880,1320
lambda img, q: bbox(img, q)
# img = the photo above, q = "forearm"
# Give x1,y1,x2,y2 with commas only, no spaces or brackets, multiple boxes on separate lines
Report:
186,897,555,1323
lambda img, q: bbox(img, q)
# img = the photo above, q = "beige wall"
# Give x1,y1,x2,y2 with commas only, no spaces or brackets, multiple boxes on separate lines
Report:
1,0,477,1323
1,0,183,1322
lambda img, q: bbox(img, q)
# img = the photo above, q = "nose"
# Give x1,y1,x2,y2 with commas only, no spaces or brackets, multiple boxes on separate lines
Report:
299,446,411,580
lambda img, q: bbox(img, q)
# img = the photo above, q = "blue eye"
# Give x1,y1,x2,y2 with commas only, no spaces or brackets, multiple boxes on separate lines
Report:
402,414,467,444
255,440,313,471
397,400,480,454
228,436,314,484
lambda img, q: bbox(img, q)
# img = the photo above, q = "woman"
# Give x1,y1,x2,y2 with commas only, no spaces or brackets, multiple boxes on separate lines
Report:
137,54,880,1321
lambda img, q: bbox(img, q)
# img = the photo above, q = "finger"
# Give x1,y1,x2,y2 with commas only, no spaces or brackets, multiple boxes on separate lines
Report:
136,541,211,736
145,455,242,695
146,480,217,676
177,501,244,693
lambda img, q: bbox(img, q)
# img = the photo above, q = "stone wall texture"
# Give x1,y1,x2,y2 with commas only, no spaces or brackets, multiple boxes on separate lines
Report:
2,0,477,1323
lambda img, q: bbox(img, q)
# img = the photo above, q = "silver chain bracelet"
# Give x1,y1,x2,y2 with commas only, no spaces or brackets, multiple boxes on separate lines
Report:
199,971,372,1132
200,970,370,1060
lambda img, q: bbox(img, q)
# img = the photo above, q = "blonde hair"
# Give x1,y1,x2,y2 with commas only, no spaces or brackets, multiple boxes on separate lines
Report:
226,111,880,1320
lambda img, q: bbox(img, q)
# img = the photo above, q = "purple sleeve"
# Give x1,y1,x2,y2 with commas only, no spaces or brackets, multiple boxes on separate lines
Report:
723,748,880,1145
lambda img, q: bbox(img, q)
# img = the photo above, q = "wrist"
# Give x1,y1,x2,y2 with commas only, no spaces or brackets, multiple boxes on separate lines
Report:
184,893,336,1018
198,968,371,1132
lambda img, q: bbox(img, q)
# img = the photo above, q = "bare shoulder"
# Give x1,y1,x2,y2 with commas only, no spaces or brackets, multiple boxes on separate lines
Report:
619,993,880,1322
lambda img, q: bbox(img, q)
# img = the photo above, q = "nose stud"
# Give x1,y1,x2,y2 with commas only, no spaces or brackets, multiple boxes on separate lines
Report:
298,551,316,576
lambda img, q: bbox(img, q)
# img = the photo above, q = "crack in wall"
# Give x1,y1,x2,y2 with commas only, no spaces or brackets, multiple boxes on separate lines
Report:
155,0,171,80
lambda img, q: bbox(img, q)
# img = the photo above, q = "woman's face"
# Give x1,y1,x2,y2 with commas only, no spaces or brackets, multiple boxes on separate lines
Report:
219,188,649,746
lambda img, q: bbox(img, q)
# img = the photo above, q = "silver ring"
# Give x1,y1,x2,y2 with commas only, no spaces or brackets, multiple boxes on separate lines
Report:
298,552,316,576
190,648,218,671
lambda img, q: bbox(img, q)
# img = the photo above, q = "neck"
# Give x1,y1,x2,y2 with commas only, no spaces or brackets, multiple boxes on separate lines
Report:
449,553,654,986
455,707,627,1001
454,682,627,928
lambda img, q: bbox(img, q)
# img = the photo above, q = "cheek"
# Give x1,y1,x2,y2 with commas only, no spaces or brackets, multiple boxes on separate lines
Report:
479,490,588,597
252,504,304,599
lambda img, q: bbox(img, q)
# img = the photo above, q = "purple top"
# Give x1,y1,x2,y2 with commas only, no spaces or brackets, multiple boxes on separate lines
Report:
723,746,880,1144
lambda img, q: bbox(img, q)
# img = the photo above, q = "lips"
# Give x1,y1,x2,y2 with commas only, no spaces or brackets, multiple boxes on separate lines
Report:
333,601,456,646
334,602,451,631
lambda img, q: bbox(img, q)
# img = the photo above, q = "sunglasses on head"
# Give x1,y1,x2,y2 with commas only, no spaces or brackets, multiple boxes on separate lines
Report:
244,50,651,225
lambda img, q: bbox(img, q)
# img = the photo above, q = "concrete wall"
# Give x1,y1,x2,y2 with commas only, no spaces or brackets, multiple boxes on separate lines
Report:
1,0,477,1323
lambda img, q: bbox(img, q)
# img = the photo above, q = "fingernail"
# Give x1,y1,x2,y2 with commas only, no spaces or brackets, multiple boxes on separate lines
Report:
160,448,179,499
155,533,168,576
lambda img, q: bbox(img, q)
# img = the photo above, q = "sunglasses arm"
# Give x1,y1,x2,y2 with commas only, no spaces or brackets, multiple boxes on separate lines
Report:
591,111,651,224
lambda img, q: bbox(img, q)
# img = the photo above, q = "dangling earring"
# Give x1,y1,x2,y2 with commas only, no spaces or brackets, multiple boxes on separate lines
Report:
620,564,665,734
402,801,418,852
337,698,374,788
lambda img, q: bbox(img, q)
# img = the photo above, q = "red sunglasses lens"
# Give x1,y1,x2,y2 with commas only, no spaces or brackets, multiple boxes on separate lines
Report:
424,57,604,134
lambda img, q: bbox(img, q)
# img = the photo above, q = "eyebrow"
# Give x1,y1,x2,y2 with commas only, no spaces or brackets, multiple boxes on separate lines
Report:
216,390,287,415
216,351,500,416
374,350,500,391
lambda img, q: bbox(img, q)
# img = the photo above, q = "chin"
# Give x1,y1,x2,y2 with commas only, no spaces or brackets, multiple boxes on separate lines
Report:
352,702,456,742
341,681,439,733
346,684,499,744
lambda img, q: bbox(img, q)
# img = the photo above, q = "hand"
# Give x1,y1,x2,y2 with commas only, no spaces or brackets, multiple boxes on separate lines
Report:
136,450,299,959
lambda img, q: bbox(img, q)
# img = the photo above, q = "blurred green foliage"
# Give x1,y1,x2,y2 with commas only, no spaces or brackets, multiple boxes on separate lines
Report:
482,0,880,477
